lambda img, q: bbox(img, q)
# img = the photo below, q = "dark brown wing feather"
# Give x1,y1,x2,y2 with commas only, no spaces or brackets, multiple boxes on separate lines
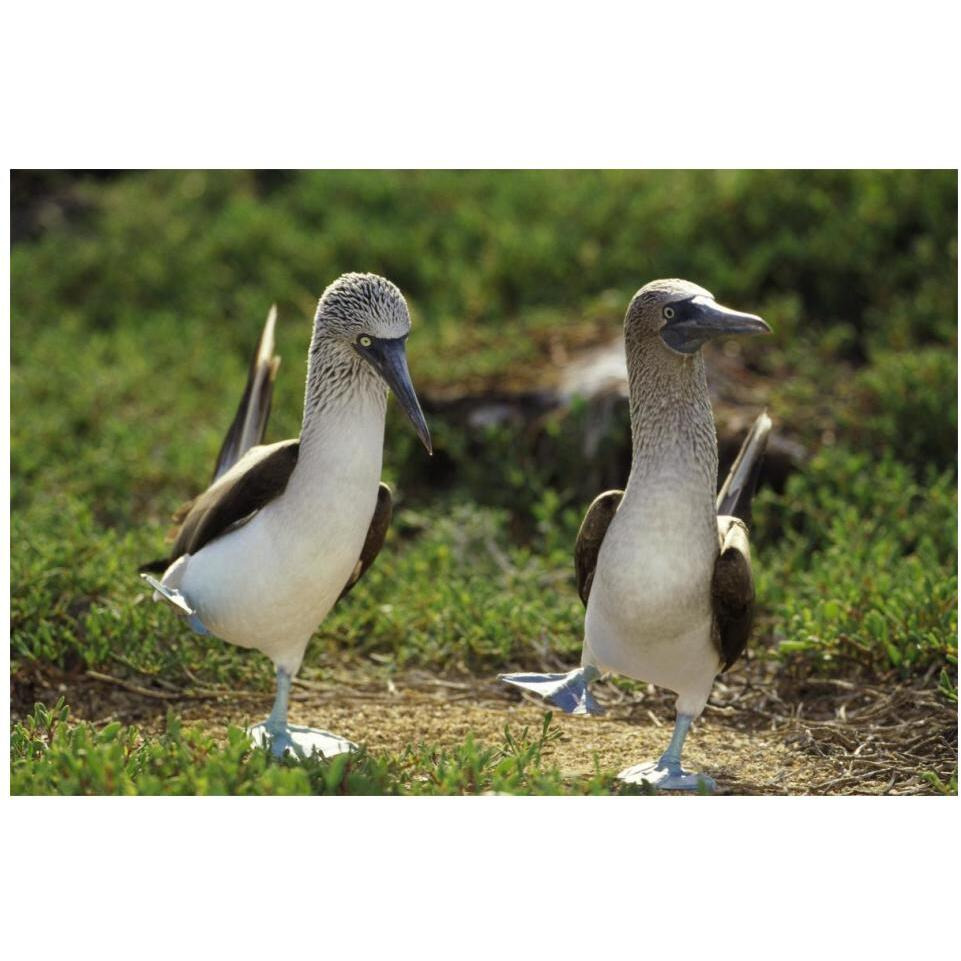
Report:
716,411,772,525
139,307,284,574
711,517,755,671
338,483,393,601
169,440,299,561
573,490,623,606
212,305,281,482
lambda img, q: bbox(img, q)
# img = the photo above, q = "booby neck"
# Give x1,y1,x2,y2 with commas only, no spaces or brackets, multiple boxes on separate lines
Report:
294,334,388,482
623,337,718,498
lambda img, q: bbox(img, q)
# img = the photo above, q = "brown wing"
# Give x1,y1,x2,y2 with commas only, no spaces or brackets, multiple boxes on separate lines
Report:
573,490,623,606
716,410,772,525
711,516,756,671
139,308,284,574
168,440,300,561
338,483,393,601
212,305,282,482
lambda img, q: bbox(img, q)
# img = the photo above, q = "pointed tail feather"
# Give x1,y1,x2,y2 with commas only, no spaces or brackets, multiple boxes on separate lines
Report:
716,411,772,523
211,305,281,482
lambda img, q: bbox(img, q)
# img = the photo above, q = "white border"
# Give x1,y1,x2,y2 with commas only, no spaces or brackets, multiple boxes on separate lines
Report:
3,1,959,955
3,1,960,167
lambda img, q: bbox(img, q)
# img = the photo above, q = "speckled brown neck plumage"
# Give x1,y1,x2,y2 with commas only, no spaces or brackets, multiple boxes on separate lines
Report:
299,335,387,451
624,331,718,497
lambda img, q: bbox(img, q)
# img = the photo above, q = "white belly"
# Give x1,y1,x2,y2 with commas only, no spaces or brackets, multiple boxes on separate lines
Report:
178,480,378,671
171,474,378,672
582,483,721,716
167,398,387,675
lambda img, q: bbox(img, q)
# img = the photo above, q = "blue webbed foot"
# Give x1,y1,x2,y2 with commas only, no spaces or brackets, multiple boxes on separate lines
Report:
248,722,357,760
617,759,717,793
140,573,211,636
498,666,604,716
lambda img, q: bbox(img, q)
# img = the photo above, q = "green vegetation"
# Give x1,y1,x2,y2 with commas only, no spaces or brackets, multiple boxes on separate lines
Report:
754,449,956,676
10,170,957,794
11,700,622,796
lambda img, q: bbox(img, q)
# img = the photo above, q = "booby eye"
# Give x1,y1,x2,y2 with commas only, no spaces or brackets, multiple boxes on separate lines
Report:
663,306,675,320
358,335,372,347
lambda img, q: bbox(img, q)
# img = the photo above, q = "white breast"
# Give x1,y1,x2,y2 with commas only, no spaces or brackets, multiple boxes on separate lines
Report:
582,480,722,716
173,397,385,674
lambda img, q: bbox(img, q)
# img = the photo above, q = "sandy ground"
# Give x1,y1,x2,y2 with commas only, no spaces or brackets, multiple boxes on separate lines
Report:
318,696,825,794
14,660,953,795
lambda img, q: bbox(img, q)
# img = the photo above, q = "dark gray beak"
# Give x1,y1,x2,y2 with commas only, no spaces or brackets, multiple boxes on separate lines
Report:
355,336,432,454
661,295,771,355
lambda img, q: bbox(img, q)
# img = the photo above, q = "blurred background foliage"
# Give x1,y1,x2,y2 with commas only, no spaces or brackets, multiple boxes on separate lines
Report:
10,169,958,696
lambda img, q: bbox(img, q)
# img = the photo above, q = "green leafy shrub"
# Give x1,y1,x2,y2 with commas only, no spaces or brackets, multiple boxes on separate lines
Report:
319,499,585,674
838,347,957,474
11,700,613,796
10,170,957,695
753,447,957,678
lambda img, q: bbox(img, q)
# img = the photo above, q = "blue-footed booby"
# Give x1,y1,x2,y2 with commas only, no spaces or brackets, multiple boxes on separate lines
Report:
141,272,431,759
501,279,772,791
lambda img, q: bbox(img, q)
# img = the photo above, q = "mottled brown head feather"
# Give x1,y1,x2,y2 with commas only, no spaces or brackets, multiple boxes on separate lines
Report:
625,278,713,342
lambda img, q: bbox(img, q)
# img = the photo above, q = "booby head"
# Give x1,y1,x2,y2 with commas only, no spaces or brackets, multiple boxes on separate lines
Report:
315,272,432,453
626,278,771,356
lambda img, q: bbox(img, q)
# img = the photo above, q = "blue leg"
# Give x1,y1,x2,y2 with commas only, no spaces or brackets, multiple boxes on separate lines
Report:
498,665,604,715
617,713,717,792
248,667,357,760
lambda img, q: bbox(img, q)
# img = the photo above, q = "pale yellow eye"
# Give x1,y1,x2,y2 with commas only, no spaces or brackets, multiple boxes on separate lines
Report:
359,335,372,347
663,306,675,320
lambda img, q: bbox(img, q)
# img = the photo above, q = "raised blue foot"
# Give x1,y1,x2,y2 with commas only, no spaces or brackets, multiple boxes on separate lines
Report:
140,573,210,636
498,666,604,715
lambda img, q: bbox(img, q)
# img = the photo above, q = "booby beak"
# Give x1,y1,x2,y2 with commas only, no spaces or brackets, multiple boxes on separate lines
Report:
355,336,433,454
661,295,771,355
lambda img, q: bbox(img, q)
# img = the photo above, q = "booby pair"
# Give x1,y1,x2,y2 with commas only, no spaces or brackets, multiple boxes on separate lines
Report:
142,273,431,758
502,279,772,791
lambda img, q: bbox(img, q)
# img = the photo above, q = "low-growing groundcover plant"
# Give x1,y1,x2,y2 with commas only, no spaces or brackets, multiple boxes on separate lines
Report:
754,449,957,679
10,701,626,796
10,169,957,794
